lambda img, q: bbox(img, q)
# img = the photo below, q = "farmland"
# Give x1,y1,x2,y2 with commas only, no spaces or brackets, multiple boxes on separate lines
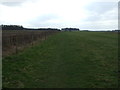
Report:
2,31,118,88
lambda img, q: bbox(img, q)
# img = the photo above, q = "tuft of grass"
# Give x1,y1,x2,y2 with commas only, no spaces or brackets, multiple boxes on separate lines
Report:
3,32,118,88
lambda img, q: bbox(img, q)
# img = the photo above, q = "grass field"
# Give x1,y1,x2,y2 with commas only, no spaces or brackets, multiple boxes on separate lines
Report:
3,31,118,88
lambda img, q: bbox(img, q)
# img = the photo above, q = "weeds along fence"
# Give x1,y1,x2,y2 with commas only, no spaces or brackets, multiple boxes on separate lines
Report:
2,30,59,56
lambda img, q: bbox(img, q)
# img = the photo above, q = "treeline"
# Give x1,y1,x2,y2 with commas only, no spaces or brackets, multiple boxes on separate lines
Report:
1,25,24,30
1,25,81,31
24,28,61,31
1,25,61,31
61,28,79,31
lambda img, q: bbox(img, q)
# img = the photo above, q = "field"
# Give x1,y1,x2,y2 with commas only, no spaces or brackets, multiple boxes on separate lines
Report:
3,31,118,88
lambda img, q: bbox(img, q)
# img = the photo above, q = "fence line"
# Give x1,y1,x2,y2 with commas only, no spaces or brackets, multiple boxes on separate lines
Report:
2,30,59,57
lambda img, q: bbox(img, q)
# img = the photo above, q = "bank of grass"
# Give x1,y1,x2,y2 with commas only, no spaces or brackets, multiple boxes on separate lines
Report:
3,31,118,88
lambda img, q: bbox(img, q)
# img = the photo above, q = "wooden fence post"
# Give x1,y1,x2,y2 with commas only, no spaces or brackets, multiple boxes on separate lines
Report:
31,33,33,46
15,35,18,54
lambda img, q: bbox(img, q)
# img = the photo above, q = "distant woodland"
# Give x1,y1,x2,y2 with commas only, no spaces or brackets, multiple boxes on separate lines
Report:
1,25,80,31
1,25,61,31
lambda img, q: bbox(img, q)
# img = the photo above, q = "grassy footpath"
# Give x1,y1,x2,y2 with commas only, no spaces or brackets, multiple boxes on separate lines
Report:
3,32,118,88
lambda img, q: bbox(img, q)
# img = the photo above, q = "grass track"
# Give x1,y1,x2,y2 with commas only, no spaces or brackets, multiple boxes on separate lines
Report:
3,32,118,88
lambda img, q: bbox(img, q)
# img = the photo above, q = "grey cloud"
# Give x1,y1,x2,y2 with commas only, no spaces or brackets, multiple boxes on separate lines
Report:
84,2,117,22
29,14,61,28
86,2,117,14
1,2,22,6
38,14,59,21
84,14,100,21
0,0,29,6
28,22,63,29
79,22,116,30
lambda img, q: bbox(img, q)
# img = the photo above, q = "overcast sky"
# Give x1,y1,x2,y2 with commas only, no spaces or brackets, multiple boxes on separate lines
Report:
0,0,119,30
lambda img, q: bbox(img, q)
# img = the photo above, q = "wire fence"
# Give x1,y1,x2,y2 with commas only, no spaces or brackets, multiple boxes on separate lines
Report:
2,30,59,57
